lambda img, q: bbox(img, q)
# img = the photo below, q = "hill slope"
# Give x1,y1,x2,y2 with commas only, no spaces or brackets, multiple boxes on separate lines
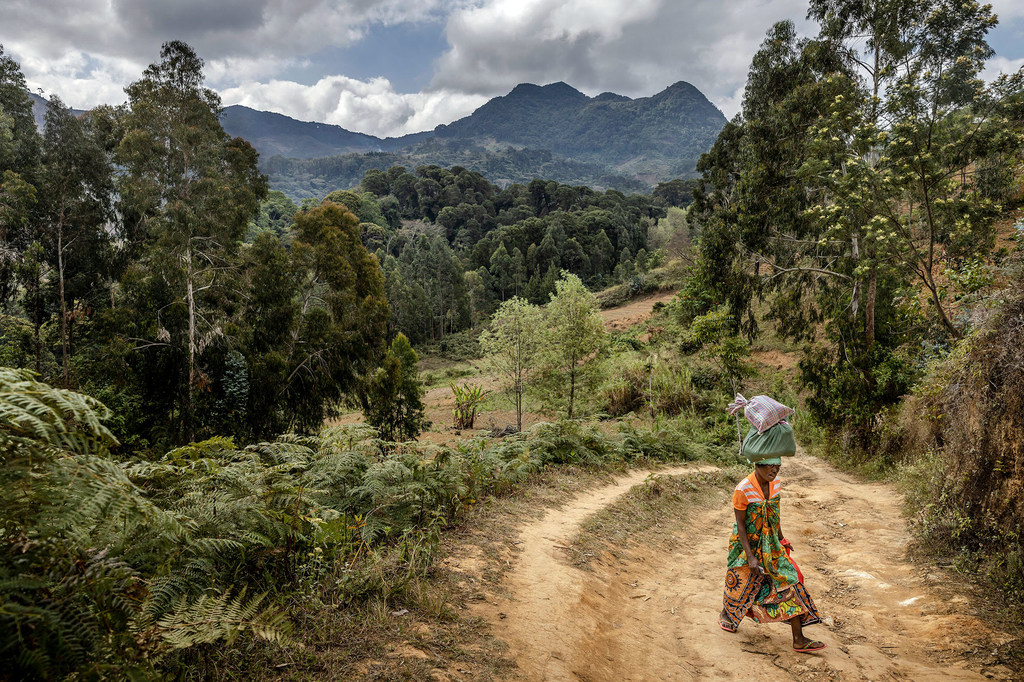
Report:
233,80,726,198
434,81,725,176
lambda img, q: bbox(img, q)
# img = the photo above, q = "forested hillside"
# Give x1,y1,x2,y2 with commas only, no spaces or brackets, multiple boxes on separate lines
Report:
262,141,652,199
222,80,725,198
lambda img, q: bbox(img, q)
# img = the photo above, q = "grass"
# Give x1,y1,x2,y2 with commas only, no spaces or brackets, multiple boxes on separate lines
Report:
568,467,742,570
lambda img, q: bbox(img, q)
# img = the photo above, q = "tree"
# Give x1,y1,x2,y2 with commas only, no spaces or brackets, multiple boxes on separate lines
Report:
480,297,543,431
249,190,297,240
38,96,114,386
284,201,389,432
116,41,267,440
360,332,429,441
489,241,514,300
804,0,1010,339
510,247,526,296
540,273,606,419
651,178,696,207
689,4,1021,445
239,231,300,439
0,45,41,309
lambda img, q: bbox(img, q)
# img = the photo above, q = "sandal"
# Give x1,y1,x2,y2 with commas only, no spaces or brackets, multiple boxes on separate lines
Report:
793,640,826,653
718,615,738,633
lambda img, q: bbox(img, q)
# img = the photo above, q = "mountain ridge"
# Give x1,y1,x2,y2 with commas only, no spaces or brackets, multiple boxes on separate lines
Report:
220,80,724,163
31,81,727,197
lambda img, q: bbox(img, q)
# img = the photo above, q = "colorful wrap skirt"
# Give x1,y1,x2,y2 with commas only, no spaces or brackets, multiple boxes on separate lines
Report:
721,497,821,628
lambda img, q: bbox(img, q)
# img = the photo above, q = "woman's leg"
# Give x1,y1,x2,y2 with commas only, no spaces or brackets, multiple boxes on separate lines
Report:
790,616,825,651
719,608,738,632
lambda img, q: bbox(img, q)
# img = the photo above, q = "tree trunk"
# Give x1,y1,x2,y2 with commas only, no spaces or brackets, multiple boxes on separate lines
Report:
850,232,860,319
568,368,576,420
185,245,197,441
57,220,69,386
516,383,522,431
865,265,877,353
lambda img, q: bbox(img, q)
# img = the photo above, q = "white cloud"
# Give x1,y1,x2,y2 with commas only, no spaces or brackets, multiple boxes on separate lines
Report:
5,0,1023,137
14,49,138,109
4,0,462,84
990,0,1024,21
220,76,487,137
432,0,810,118
983,56,1024,83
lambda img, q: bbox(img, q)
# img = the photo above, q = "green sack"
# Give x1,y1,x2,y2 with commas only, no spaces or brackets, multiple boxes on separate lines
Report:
741,421,796,463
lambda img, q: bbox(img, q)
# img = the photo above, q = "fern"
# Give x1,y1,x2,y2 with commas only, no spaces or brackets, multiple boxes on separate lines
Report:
154,588,292,648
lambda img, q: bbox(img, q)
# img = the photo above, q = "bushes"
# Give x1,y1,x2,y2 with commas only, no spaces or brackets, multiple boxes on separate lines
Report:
897,296,1024,612
601,354,707,418
1,367,728,677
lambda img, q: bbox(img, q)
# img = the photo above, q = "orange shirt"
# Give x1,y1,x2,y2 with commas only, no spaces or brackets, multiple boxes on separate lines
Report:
732,472,781,511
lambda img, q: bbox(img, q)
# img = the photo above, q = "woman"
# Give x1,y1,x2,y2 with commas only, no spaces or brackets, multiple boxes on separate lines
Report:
718,457,826,653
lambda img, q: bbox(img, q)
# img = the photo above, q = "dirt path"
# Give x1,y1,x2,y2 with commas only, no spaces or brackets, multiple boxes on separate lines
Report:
600,290,677,332
478,454,1019,680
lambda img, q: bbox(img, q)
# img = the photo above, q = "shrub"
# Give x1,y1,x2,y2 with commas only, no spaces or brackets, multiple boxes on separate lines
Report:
897,296,1024,613
451,382,489,429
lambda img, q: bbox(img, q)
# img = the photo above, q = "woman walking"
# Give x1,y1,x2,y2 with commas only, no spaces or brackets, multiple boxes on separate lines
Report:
718,456,825,653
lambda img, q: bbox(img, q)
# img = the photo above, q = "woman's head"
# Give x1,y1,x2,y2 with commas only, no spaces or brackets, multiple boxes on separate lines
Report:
754,457,781,481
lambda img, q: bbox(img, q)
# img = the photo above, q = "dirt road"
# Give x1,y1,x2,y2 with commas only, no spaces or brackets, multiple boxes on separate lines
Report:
476,454,1019,680
600,290,677,332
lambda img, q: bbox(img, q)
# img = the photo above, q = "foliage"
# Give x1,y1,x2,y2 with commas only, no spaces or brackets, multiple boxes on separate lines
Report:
115,40,267,442
688,4,1023,446
897,293,1024,611
276,201,389,433
682,306,752,386
538,273,608,419
479,296,543,430
0,43,41,310
360,333,430,441
38,94,114,386
0,368,287,678
365,164,662,344
248,190,298,240
451,382,489,430
601,353,706,418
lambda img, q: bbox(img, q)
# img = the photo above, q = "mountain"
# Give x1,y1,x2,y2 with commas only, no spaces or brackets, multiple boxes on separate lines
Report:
220,81,726,197
29,93,86,128
433,81,725,175
31,81,727,198
219,105,433,159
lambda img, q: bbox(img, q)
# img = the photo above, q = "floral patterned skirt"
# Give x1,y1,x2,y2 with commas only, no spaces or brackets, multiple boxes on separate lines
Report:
722,565,821,627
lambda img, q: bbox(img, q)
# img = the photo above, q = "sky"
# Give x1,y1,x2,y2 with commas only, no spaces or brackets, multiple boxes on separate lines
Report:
3,0,1023,139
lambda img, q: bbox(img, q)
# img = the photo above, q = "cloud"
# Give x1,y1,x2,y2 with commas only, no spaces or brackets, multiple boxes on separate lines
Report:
4,0,1023,137
220,76,487,137
432,0,811,118
4,1,460,82
983,56,1024,83
990,0,1024,21
11,48,139,109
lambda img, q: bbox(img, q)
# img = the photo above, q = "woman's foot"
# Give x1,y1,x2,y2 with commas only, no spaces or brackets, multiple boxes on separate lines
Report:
718,609,738,633
792,637,826,653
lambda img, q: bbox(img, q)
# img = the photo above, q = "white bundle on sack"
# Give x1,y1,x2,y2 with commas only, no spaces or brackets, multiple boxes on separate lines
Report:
727,393,795,433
